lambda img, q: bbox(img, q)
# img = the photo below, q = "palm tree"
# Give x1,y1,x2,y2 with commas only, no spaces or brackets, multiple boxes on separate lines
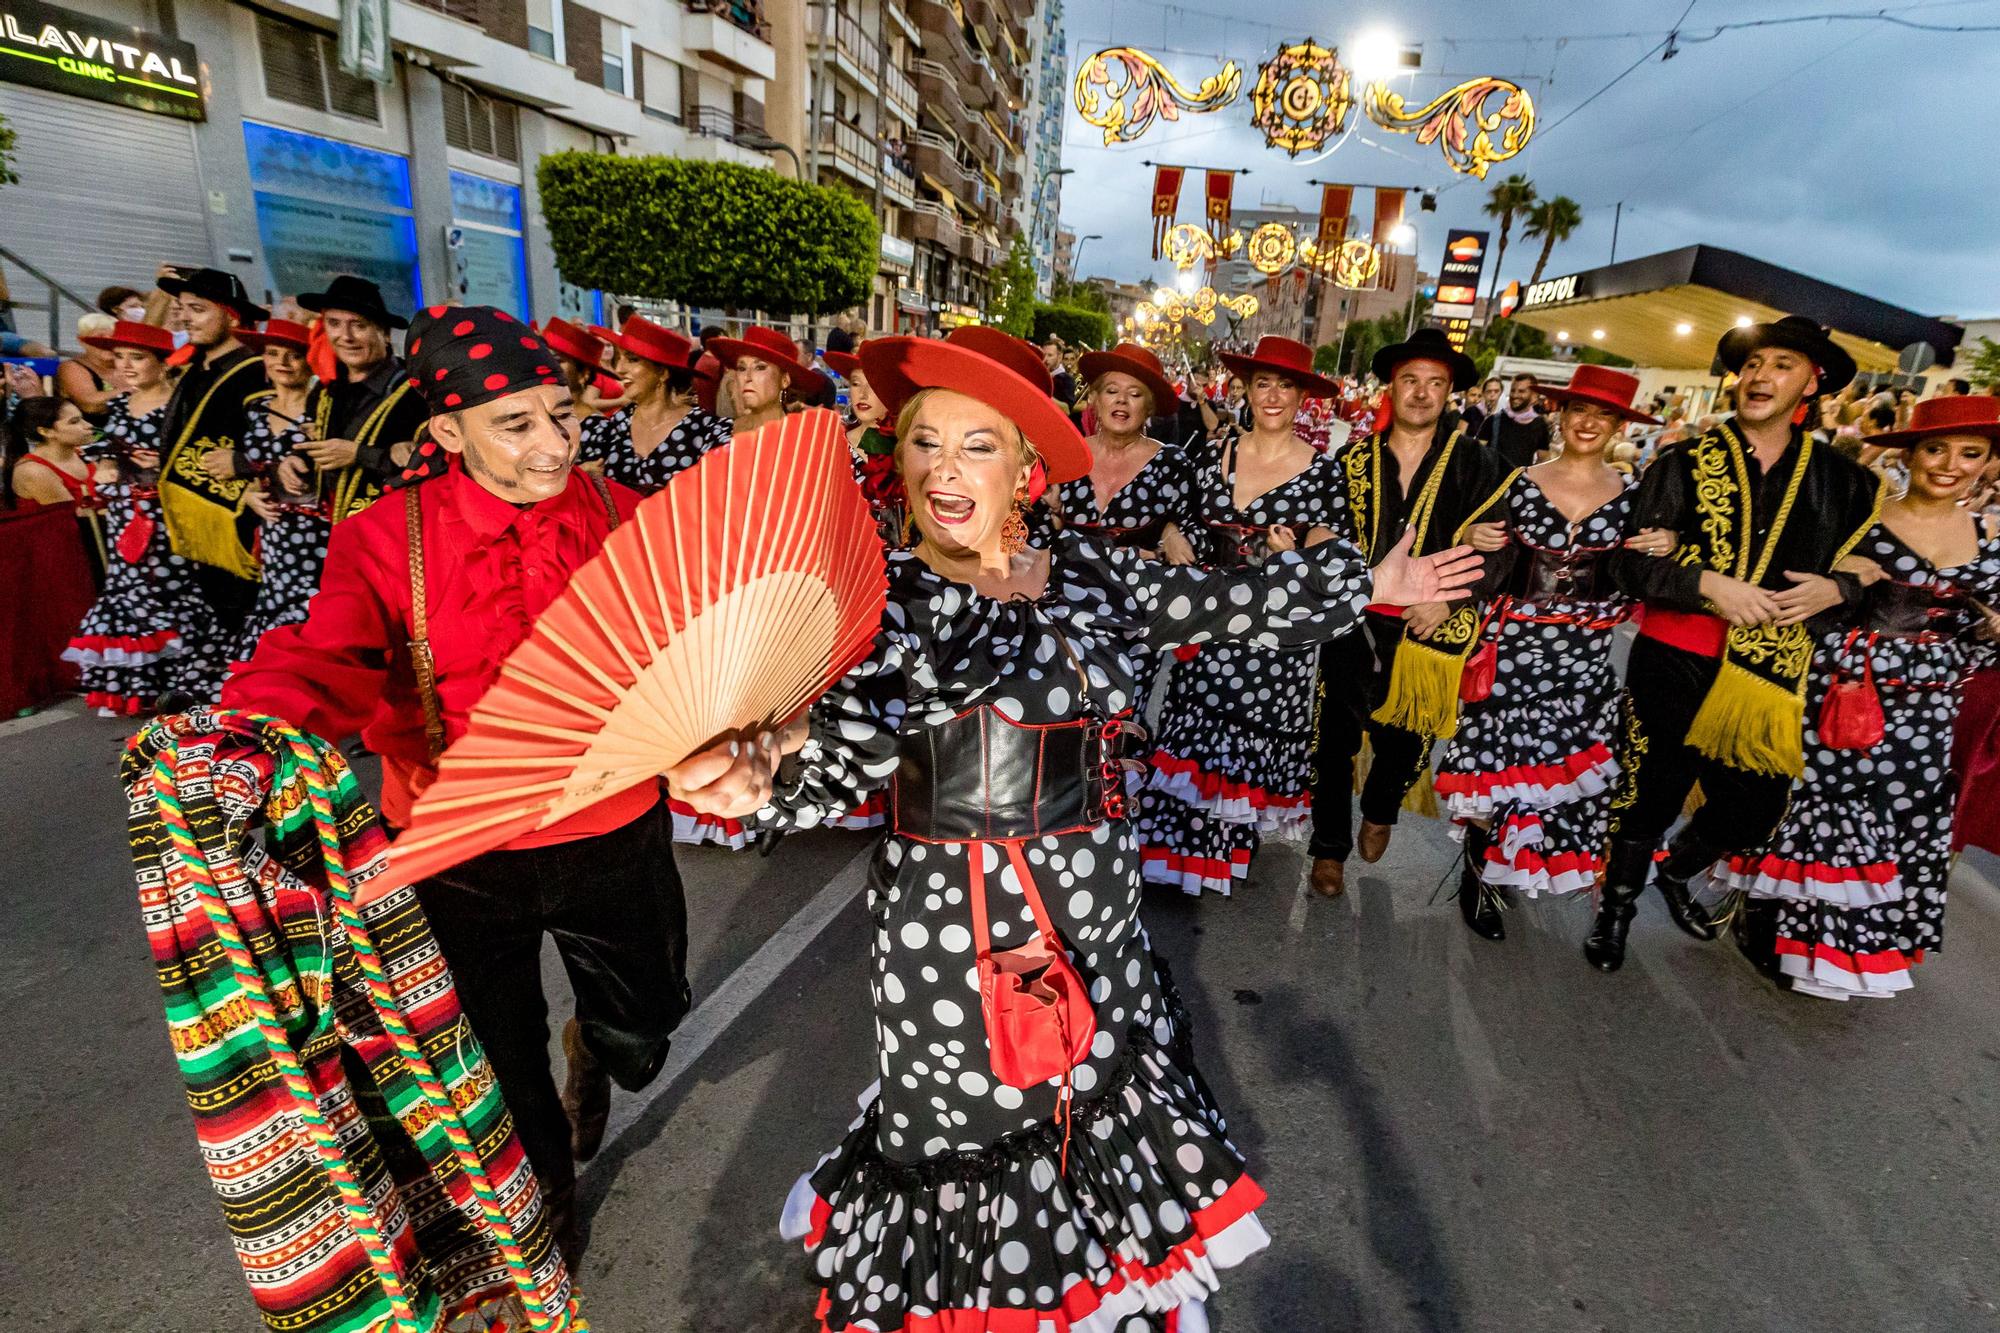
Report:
1503,195,1584,353
1481,173,1537,331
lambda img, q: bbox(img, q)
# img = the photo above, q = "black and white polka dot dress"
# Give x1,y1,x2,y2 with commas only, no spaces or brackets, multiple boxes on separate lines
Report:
1132,434,1349,895
1434,474,1634,896
1722,526,2000,1000
64,394,222,716
765,531,1374,1331
232,398,331,664
577,403,733,493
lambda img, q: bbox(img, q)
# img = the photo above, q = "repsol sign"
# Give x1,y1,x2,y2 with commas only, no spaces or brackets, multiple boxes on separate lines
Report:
1520,273,1581,308
0,0,203,120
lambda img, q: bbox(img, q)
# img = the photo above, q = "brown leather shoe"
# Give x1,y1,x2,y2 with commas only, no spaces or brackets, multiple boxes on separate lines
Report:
1357,820,1392,863
561,1018,611,1163
1310,857,1347,898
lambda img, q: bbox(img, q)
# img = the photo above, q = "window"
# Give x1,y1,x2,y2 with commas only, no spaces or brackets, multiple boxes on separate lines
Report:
600,17,630,95
441,82,520,163
256,13,380,122
641,51,683,123
526,0,564,60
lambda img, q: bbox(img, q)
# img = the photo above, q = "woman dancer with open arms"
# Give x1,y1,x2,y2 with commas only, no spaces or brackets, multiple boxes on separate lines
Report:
664,335,1479,1332
1436,368,1674,939
1722,396,2000,998
1135,336,1347,895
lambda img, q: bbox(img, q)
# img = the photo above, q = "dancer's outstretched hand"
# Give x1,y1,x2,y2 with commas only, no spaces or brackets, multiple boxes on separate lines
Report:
1371,529,1483,607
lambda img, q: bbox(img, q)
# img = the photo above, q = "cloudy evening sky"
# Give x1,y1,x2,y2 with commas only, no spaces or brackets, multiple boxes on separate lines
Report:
1055,0,2000,319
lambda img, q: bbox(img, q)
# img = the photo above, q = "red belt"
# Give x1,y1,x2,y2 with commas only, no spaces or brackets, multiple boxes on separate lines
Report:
1366,603,1406,617
1637,606,1727,658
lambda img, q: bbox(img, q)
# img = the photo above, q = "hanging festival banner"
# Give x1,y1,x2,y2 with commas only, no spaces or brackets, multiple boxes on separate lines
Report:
1364,77,1537,178
1430,229,1490,352
1204,170,1236,242
1151,165,1186,259
1316,183,1353,264
1074,48,1243,145
1371,188,1407,290
1250,40,1353,156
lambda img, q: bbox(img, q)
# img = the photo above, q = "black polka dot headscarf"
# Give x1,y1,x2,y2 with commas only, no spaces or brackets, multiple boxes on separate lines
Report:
404,304,564,414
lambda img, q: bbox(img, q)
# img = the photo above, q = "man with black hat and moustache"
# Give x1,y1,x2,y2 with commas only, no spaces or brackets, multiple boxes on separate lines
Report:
222,305,692,1268
1585,315,1880,973
1307,327,1507,897
273,274,431,524
155,268,269,662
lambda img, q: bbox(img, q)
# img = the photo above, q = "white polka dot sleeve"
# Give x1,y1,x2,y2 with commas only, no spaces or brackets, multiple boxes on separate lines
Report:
756,602,915,830
1097,536,1375,652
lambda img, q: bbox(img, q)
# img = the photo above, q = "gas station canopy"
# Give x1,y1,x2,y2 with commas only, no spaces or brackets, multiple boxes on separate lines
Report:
1508,245,1961,374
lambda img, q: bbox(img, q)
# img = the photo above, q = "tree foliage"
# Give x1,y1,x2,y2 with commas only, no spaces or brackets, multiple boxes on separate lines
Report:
993,234,1038,337
1032,302,1112,349
1481,173,1537,327
536,152,875,315
1967,336,2000,391
0,113,18,189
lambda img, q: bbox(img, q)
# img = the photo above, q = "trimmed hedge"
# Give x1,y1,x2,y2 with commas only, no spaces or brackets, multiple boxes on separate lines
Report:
1031,302,1112,350
537,152,875,315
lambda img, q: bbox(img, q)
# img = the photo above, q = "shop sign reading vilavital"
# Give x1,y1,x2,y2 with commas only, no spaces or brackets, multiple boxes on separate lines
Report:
0,0,203,120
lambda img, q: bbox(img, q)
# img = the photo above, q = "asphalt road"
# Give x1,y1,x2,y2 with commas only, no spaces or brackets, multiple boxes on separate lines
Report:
5,703,1999,1332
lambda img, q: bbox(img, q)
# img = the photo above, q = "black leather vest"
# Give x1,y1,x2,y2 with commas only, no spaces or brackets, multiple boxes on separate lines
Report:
1864,579,1967,638
892,708,1135,843
1507,543,1616,603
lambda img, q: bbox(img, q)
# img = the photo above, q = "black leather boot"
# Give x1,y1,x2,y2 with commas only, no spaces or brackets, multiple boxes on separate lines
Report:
1654,828,1722,942
1732,896,1787,982
1457,824,1505,941
1585,838,1653,972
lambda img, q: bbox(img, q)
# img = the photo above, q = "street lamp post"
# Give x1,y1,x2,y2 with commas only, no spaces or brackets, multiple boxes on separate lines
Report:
1069,233,1102,285
1034,167,1074,294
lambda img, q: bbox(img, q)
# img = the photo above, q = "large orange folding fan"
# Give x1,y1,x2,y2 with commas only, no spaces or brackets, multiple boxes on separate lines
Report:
376,408,886,896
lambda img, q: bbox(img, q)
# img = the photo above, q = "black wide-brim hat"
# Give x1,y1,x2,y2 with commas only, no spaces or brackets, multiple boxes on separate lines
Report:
1371,326,1478,392
158,267,268,324
1716,314,1856,395
299,274,410,330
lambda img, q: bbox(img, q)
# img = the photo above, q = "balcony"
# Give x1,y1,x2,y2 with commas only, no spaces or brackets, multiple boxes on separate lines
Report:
815,116,878,188
407,0,483,23
910,199,961,248
910,129,975,200
912,58,983,141
808,3,883,89
881,149,917,205
914,0,994,91
884,62,917,124
684,105,785,168
685,1,777,79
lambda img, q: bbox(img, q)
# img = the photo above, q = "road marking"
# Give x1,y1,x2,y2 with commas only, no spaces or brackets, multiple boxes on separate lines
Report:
592,842,872,1157
0,699,84,740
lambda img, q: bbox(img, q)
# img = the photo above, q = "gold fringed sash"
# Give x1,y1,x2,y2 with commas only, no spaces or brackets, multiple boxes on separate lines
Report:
159,357,265,579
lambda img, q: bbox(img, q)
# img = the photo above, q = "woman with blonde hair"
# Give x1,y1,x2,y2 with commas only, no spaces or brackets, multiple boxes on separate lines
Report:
667,333,1478,1331
707,325,827,434
58,312,121,421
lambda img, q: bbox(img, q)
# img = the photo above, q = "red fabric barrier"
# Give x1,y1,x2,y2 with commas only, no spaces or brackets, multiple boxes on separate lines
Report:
0,503,95,716
1953,667,2000,855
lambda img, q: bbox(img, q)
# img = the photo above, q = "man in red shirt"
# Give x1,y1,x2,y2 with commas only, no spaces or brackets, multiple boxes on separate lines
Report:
222,305,689,1267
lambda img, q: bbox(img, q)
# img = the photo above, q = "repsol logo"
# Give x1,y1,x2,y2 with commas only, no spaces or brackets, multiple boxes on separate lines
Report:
1521,274,1579,307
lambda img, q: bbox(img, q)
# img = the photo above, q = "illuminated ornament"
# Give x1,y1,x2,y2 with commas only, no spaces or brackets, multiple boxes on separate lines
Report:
1163,223,1215,271
1364,77,1536,178
1331,239,1382,289
1074,48,1243,145
1188,287,1218,325
1218,292,1259,319
1246,222,1297,275
1250,41,1353,157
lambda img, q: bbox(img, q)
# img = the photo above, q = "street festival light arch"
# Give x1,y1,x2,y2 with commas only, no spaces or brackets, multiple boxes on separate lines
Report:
1074,47,1243,144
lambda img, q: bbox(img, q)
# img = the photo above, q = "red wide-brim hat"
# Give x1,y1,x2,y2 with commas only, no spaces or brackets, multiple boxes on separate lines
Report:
235,318,313,353
1077,342,1179,413
1539,364,1660,425
602,315,695,371
1217,335,1341,400
945,326,1052,396
1864,394,2000,448
861,336,1092,484
540,316,609,374
708,325,829,398
823,349,861,379
79,319,174,357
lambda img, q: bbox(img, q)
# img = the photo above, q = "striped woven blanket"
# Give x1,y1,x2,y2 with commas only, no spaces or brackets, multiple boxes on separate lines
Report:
124,709,586,1332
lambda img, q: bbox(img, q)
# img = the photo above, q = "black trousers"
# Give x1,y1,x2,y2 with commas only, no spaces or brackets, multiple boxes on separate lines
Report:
1308,612,1434,860
1606,634,1793,852
414,804,690,1215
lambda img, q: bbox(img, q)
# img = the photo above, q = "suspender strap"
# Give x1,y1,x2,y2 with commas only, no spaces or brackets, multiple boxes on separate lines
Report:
405,487,448,763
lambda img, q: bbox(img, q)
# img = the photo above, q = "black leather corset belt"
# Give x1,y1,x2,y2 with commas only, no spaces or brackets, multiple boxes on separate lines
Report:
1066,516,1167,549
1865,578,1967,638
892,706,1136,843
1507,543,1615,602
